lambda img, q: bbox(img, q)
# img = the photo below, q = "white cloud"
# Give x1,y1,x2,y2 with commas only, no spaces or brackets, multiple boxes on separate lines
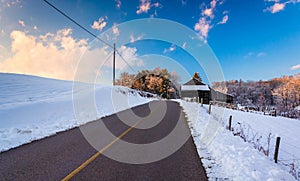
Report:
266,0,280,2
257,52,267,57
1,0,21,8
91,17,107,31
218,15,228,24
169,45,176,51
244,52,267,59
182,42,187,49
112,24,120,37
150,9,158,18
291,64,300,70
153,2,160,8
163,44,176,53
18,20,25,27
243,52,254,59
109,46,143,69
210,0,217,8
130,34,144,43
33,25,37,30
115,0,121,9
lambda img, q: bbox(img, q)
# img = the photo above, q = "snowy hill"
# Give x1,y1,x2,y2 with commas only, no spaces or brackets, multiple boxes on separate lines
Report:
0,73,151,152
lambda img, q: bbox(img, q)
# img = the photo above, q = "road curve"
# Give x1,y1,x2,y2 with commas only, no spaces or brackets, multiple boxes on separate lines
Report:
0,101,207,180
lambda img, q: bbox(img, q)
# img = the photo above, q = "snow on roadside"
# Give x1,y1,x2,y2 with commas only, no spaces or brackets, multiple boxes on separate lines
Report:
0,73,151,152
180,100,295,181
207,105,300,163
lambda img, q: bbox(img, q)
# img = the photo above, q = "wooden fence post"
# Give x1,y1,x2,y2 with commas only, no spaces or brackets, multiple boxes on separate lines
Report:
274,137,281,163
208,102,212,114
228,115,232,131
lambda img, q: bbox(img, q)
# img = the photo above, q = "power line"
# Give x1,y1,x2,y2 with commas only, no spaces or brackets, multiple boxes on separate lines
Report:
43,0,137,73
115,50,136,72
43,0,113,48
101,52,114,69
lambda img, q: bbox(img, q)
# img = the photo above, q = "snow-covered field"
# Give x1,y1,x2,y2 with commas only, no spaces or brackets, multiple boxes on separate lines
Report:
2,73,300,180
0,73,151,152
180,100,298,180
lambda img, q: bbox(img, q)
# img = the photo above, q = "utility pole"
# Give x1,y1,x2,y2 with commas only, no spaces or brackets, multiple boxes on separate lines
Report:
113,43,116,86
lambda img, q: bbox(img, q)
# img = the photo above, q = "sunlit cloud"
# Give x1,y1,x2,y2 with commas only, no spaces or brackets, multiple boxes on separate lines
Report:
0,29,86,80
0,44,6,58
194,17,210,39
267,2,286,13
0,28,141,82
291,64,300,70
264,0,300,13
136,0,161,16
136,0,151,14
1,29,5,36
202,8,214,19
0,44,6,59
91,16,107,31
218,14,228,24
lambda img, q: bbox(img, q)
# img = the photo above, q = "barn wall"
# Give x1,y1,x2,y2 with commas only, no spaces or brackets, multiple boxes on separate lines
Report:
181,90,210,104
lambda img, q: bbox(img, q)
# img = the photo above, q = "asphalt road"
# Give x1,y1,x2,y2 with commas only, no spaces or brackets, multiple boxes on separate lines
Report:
0,101,207,181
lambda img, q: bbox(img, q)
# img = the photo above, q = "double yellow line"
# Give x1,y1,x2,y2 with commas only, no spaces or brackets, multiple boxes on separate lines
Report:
62,119,144,181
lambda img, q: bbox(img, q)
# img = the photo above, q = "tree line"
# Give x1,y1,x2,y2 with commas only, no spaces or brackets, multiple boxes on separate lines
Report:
115,67,180,99
212,74,300,118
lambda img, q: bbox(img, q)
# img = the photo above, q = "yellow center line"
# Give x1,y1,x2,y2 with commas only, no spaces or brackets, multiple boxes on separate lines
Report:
61,118,144,181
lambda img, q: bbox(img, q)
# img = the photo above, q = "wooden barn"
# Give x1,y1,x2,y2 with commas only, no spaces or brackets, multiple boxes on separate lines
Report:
181,77,233,104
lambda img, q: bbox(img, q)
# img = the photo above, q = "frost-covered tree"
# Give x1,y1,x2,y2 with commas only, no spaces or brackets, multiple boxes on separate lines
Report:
116,67,180,99
212,74,300,118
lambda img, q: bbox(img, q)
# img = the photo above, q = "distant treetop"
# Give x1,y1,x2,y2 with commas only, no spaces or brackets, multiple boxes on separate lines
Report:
193,72,202,82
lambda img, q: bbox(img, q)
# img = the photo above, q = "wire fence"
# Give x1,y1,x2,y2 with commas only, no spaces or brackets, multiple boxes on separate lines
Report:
204,102,300,180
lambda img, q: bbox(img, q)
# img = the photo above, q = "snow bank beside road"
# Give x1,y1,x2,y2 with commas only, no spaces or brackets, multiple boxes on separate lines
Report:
180,101,295,181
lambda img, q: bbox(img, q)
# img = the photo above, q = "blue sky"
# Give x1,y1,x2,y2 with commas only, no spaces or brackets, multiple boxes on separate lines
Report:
0,0,299,85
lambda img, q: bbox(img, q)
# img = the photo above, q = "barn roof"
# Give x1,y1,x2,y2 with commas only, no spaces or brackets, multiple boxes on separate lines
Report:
183,78,206,85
